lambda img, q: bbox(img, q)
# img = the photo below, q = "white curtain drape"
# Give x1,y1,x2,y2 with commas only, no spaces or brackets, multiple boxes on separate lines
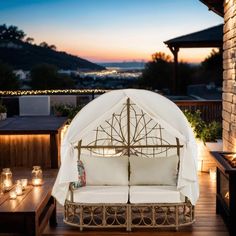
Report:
52,89,199,206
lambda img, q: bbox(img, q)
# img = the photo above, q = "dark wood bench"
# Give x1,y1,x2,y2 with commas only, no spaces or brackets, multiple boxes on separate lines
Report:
0,116,68,169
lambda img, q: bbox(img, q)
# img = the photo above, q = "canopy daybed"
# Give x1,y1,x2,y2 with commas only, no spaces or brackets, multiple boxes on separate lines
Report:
52,89,199,231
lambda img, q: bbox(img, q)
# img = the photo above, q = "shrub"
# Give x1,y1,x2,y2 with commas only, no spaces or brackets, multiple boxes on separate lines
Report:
183,110,222,143
53,104,84,121
0,102,7,113
200,121,222,142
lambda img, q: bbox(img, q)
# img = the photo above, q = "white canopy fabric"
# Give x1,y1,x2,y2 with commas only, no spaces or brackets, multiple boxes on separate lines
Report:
52,89,199,205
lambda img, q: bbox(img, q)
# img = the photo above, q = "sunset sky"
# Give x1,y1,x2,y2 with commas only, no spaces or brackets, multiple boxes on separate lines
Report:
0,0,223,63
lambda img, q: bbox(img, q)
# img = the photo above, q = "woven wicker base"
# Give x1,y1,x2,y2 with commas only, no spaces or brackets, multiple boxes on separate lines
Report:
64,200,194,231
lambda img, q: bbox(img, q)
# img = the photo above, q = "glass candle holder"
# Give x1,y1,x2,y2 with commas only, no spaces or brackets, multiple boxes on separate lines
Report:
9,190,17,199
1,168,13,191
15,180,23,195
32,166,43,186
21,179,28,190
0,175,3,195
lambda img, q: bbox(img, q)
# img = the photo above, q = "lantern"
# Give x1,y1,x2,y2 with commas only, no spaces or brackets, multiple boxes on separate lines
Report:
32,166,43,186
1,168,13,191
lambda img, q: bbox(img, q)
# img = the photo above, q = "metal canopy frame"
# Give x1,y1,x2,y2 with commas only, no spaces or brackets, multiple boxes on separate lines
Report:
76,98,183,158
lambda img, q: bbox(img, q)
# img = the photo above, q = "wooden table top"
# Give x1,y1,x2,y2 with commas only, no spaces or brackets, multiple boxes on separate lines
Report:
0,169,57,213
0,116,68,134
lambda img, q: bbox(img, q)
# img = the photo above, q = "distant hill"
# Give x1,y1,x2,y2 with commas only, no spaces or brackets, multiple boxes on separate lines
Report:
0,40,105,71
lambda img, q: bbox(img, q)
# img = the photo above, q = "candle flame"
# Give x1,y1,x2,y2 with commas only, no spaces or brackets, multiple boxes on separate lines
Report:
225,192,229,200
232,154,236,161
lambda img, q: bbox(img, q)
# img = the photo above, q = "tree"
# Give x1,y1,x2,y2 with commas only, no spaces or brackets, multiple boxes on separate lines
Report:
0,62,19,89
30,64,75,89
25,37,34,44
177,62,196,94
39,42,49,48
49,44,56,50
140,52,172,91
0,24,26,40
200,49,223,86
39,42,57,50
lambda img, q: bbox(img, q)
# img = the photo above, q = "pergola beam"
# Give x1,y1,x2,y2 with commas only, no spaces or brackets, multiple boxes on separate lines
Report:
164,24,223,95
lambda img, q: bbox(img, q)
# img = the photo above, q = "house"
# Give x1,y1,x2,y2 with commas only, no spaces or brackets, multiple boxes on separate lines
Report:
201,0,236,151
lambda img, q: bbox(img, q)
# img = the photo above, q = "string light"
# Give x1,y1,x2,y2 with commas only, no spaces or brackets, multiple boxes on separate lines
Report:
0,89,109,96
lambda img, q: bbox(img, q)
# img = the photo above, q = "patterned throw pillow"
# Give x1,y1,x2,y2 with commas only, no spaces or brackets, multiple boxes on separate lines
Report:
72,160,86,189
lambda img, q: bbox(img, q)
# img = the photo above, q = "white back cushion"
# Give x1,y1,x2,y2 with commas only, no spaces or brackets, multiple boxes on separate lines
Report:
129,155,178,186
80,155,129,185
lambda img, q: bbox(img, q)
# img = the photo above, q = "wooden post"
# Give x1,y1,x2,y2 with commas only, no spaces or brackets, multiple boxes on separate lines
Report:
50,133,59,168
168,46,179,95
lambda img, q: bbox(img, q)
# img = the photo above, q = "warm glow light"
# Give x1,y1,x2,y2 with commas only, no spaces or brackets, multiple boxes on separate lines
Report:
15,180,23,196
21,179,28,190
60,124,69,143
198,160,203,172
0,89,108,97
225,192,229,200
32,178,43,186
209,168,216,181
9,191,17,200
32,166,43,186
1,168,13,191
3,179,12,188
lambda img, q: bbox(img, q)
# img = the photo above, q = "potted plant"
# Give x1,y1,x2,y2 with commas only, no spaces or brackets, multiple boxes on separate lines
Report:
202,121,222,151
52,104,84,121
0,103,7,121
183,109,222,150
183,109,222,172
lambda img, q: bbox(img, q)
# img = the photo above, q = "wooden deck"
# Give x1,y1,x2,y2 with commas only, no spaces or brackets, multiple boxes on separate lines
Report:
43,172,229,236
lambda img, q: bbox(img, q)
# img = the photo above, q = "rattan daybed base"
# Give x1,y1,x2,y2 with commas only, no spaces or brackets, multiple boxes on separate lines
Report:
64,200,195,231
62,97,197,231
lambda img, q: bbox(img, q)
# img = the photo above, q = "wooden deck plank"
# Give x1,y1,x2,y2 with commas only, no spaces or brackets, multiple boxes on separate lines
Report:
43,172,229,236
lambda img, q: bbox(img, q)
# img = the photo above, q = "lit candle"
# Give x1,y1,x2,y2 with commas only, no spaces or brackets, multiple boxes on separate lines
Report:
3,179,12,188
225,192,230,200
21,179,28,190
15,180,23,195
9,191,17,200
32,178,42,186
32,166,43,186
1,168,13,191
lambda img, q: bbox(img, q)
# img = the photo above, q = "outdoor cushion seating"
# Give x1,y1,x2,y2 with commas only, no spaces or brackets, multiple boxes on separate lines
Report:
129,154,178,186
80,155,129,185
129,186,185,203
69,186,129,203
52,89,199,231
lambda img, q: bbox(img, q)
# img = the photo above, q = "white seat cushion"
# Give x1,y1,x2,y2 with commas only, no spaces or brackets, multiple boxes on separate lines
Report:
130,186,185,203
69,186,129,203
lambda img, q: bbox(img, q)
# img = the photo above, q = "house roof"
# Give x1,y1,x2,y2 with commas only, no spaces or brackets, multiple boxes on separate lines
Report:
199,0,223,17
164,24,223,48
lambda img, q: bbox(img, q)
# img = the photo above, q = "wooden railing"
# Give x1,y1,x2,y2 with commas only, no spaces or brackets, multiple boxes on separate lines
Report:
174,100,222,123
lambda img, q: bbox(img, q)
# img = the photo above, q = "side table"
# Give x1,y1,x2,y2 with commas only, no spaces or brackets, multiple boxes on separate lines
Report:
0,182,56,236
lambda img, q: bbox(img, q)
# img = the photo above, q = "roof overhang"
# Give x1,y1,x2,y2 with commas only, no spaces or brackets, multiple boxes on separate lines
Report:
164,24,223,49
200,0,224,17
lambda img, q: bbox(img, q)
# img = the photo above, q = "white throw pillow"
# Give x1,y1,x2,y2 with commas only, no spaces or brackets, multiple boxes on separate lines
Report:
129,155,179,186
80,154,129,185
